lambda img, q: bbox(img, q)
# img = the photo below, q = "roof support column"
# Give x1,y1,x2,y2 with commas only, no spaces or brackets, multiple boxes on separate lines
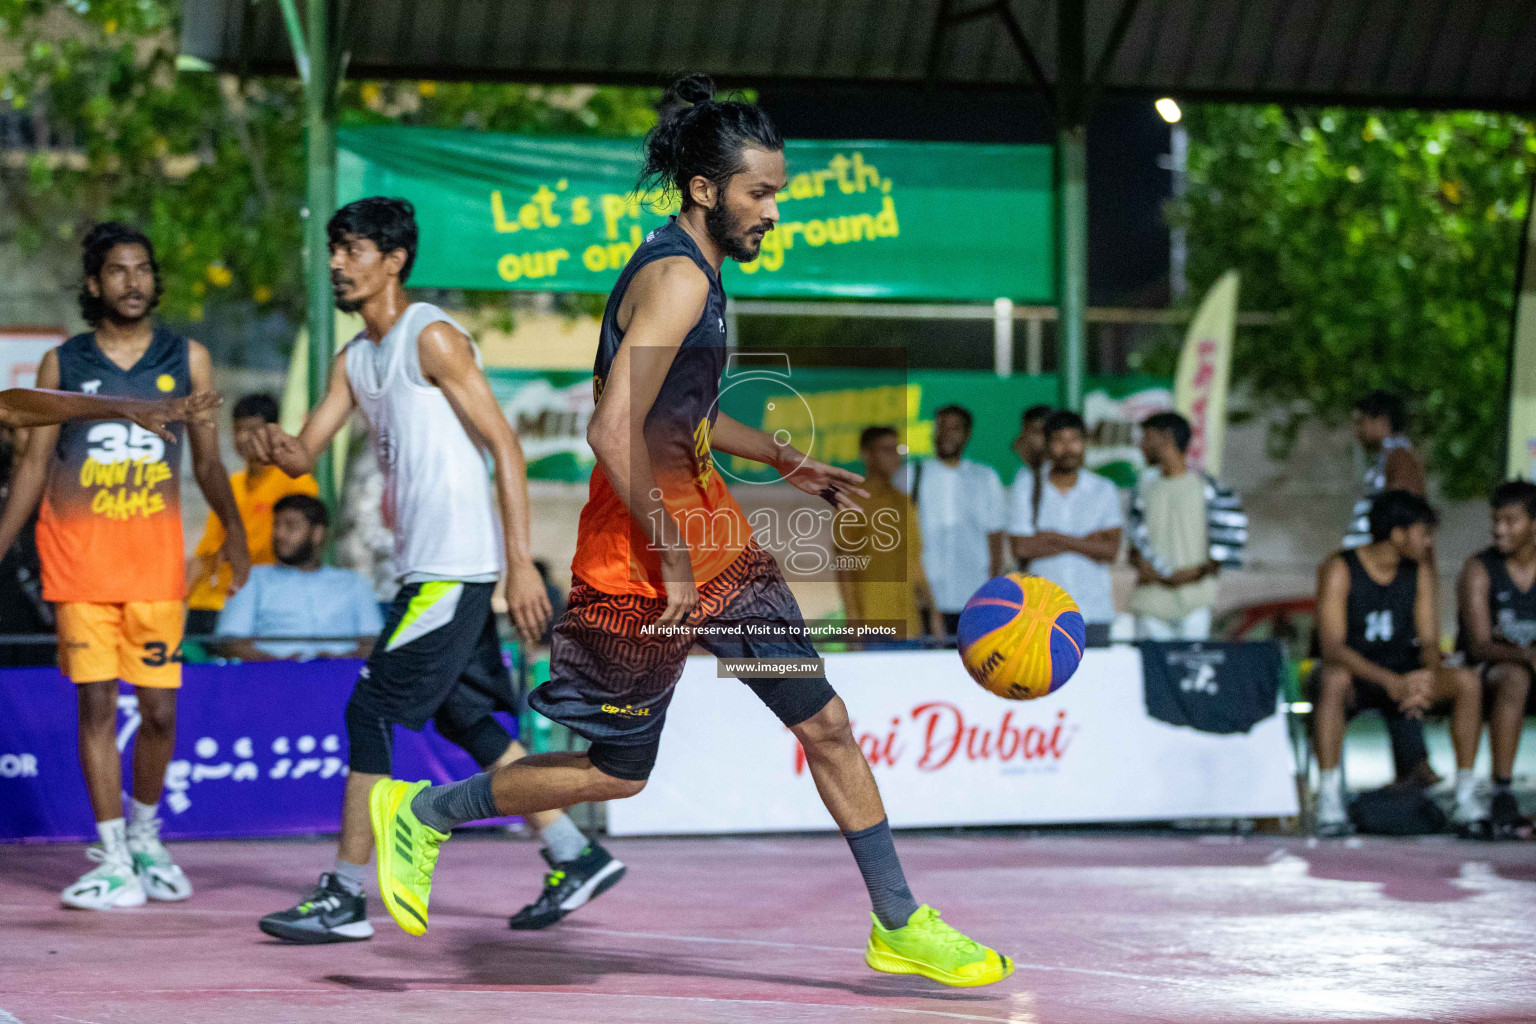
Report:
302,0,337,505
1055,0,1088,412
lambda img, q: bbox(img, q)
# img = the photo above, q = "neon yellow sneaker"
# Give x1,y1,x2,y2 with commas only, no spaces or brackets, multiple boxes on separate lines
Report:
369,778,448,937
865,904,1014,987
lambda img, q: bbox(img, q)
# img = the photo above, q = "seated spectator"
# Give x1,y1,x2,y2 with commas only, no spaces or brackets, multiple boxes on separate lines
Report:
532,559,566,647
1129,412,1224,640
1313,491,1481,837
186,393,319,635
217,495,383,661
911,405,1007,640
836,426,940,646
1009,410,1123,645
1455,480,1536,839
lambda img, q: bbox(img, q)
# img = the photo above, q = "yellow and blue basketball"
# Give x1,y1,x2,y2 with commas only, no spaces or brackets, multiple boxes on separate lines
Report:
957,573,1085,700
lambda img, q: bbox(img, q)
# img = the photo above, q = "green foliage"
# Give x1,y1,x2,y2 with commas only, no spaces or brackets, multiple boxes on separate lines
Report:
1172,106,1536,498
0,0,657,323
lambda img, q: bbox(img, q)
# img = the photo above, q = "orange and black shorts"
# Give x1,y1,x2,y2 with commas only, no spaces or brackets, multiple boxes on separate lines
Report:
56,600,184,689
530,544,836,781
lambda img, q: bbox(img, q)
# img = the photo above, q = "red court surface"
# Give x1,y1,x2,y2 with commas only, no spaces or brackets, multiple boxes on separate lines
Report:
2,831,1534,1023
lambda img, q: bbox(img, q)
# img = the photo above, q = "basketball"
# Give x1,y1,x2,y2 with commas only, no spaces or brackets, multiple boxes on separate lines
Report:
957,573,1086,701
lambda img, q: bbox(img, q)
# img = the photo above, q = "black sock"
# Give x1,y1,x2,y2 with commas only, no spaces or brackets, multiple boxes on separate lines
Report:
843,818,919,930
410,772,500,833
1494,775,1514,793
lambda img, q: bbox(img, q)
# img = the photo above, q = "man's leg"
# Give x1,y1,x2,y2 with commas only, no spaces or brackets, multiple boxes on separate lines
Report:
76,679,123,823
130,687,177,808
1484,663,1532,835
1313,666,1354,834
1435,667,1486,825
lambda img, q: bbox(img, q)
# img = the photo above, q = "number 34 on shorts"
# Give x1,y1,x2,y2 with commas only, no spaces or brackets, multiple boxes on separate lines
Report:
55,600,185,689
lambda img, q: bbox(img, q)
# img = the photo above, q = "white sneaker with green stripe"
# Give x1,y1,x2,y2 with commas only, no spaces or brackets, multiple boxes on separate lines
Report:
62,847,147,910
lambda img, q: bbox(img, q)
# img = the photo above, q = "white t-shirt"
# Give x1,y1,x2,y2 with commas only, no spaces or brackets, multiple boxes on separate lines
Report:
914,458,1007,613
1009,465,1124,624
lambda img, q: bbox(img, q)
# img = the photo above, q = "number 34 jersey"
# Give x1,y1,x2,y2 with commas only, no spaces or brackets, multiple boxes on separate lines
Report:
36,328,191,603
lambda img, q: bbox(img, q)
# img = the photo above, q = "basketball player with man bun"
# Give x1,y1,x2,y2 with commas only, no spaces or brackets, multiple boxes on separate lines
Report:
368,75,1013,987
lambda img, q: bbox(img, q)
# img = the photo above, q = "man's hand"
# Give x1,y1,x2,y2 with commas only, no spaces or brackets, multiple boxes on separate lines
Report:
126,391,222,443
778,451,869,512
656,547,698,628
249,423,313,477
223,526,251,593
1396,668,1435,717
505,561,552,645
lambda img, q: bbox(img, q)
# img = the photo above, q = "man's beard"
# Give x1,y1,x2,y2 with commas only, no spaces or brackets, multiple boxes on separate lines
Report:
276,540,316,567
333,275,363,313
705,201,762,263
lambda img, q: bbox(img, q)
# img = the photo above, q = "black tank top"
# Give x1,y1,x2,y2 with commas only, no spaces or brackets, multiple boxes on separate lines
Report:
594,217,727,487
1342,548,1421,674
1475,546,1536,648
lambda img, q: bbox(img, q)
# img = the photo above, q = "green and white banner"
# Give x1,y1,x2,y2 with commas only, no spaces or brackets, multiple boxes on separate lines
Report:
337,127,1055,302
488,367,1170,488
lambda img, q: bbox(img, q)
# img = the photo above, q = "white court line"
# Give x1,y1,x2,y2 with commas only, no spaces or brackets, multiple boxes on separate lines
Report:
22,989,1015,1023
0,1009,23,1024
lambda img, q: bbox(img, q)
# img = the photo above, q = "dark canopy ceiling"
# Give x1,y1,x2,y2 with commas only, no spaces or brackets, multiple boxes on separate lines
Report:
182,0,1536,111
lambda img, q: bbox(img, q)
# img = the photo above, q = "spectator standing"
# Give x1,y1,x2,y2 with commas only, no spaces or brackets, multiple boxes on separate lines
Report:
1455,480,1536,839
1009,410,1123,645
217,495,382,661
1129,412,1222,640
1343,389,1435,787
837,426,941,646
186,393,319,635
912,405,1007,639
1010,405,1054,569
1312,491,1481,837
1344,390,1425,550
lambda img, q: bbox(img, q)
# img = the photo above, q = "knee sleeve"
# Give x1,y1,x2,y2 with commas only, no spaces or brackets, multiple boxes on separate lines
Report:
345,692,395,775
587,738,661,782
433,709,514,769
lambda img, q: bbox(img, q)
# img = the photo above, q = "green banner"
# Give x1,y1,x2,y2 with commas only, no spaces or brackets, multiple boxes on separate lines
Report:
337,126,1055,302
488,368,1171,488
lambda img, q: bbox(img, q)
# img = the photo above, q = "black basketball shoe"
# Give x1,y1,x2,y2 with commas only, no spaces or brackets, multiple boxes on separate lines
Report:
508,843,626,930
259,872,375,944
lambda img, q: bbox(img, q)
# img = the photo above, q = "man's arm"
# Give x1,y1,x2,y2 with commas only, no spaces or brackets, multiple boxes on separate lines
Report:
186,342,250,592
1384,447,1426,496
1317,555,1404,692
0,351,63,560
587,258,712,627
0,386,218,440
1414,558,1443,672
710,410,868,511
416,320,551,643
1459,557,1530,666
248,351,356,477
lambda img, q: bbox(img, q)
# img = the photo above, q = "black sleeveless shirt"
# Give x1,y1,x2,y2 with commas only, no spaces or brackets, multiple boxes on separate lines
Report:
1341,548,1421,674
1470,546,1536,649
594,217,728,487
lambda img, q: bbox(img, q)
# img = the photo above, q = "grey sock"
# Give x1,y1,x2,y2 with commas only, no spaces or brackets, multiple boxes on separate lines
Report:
843,818,919,931
331,858,367,896
538,814,588,863
411,773,500,833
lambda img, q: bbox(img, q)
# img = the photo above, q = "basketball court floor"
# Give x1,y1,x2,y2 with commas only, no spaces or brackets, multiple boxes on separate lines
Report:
1,831,1533,1023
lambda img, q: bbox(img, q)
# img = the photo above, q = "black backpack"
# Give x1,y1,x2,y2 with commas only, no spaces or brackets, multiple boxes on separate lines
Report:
1349,785,1448,836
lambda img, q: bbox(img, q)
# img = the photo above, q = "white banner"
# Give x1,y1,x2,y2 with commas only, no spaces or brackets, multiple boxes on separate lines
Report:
1175,270,1239,476
607,648,1298,836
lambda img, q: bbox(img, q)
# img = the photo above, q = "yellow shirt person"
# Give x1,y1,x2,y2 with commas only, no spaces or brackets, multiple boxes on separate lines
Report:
185,395,317,631
835,427,938,645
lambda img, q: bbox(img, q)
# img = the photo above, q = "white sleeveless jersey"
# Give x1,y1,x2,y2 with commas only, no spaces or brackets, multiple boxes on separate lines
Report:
343,302,502,581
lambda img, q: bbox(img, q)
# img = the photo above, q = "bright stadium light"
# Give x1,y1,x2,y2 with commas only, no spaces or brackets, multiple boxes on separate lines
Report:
1155,97,1182,123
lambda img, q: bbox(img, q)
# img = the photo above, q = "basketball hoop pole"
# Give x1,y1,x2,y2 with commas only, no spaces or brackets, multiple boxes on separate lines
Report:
280,0,340,509
1055,0,1088,414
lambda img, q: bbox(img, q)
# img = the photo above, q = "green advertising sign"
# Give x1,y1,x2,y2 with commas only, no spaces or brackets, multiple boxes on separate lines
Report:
337,127,1055,302
488,367,1171,488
